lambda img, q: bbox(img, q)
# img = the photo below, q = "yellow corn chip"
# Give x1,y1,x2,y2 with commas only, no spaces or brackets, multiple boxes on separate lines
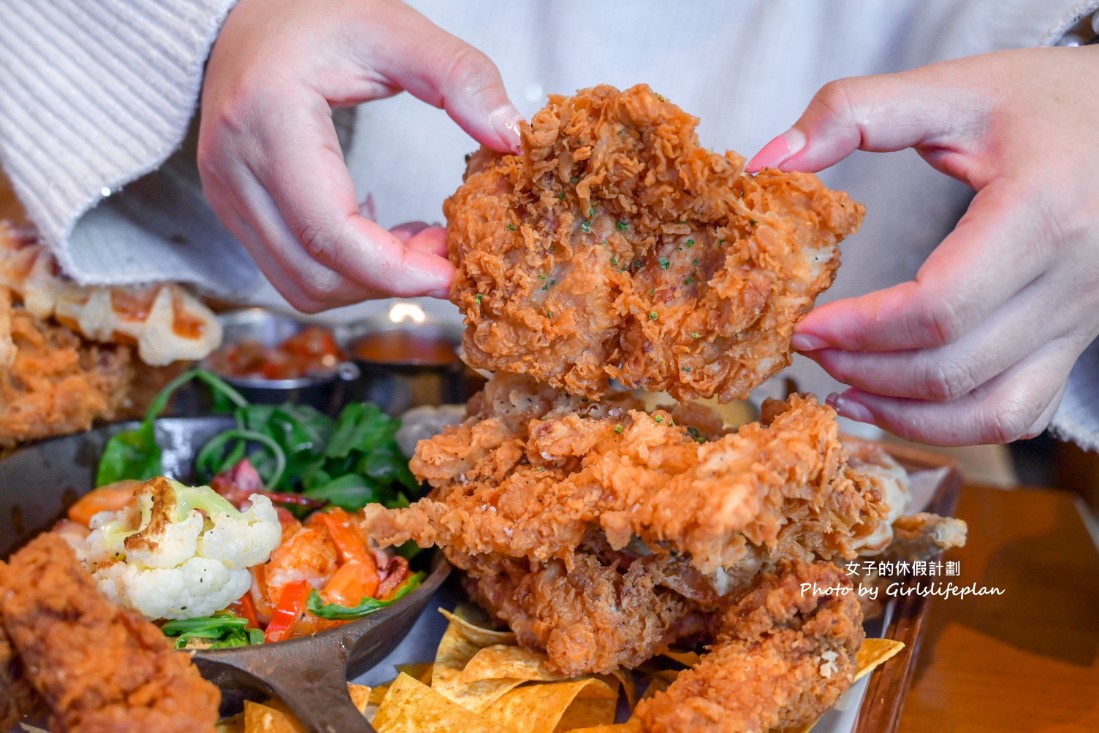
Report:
566,720,644,733
216,712,245,733
608,669,637,710
433,610,527,711
461,643,570,684
439,606,516,646
373,672,496,733
348,683,373,714
483,677,618,733
854,637,905,682
243,700,307,733
661,649,702,667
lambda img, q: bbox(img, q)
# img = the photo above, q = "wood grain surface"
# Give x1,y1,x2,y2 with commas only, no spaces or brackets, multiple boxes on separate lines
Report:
897,485,1099,731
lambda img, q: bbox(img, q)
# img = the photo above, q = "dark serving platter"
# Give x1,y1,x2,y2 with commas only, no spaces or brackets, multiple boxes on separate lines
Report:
0,417,449,733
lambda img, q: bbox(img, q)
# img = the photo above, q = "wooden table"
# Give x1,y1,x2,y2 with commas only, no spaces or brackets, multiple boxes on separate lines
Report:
898,484,1099,731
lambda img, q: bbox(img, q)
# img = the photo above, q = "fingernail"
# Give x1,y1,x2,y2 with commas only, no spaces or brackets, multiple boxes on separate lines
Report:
488,105,524,153
826,392,873,423
791,333,828,352
746,128,806,172
358,193,377,221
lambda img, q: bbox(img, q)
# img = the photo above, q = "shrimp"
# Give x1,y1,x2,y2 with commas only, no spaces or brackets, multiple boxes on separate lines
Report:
66,480,143,526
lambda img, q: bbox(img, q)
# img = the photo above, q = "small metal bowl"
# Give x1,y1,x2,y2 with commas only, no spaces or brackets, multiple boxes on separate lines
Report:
0,417,448,733
336,302,484,416
202,309,360,415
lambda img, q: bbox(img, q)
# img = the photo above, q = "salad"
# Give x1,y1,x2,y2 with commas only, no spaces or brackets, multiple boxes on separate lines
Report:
58,369,425,649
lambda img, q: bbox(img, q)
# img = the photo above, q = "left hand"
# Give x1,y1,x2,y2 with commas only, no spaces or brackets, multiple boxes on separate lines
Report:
747,46,1099,445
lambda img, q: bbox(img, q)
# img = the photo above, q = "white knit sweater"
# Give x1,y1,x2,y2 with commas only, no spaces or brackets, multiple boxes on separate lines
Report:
2,0,1098,449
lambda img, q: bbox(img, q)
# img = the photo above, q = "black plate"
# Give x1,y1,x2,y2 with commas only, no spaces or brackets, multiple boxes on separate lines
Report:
0,417,449,733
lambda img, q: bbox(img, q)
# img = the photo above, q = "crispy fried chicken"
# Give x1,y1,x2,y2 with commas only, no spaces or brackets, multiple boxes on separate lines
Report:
364,373,893,578
635,561,864,733
362,373,905,679
0,533,220,733
445,84,864,401
0,293,182,449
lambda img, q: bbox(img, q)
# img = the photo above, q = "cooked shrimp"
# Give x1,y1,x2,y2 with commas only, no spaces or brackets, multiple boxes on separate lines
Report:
66,480,142,527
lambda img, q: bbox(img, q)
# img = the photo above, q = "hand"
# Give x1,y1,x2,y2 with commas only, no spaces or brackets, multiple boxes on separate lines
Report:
198,0,522,311
747,46,1099,445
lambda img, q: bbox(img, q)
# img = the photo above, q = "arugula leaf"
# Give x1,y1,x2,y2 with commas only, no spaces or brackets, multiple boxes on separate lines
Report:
96,369,248,486
305,572,424,620
161,614,264,649
302,474,382,511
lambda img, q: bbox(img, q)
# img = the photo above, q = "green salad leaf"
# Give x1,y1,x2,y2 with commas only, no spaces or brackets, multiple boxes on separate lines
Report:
96,370,248,486
305,572,425,620
161,614,264,650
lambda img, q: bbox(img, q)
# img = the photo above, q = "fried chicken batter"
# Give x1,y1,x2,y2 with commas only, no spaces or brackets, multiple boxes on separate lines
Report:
362,373,907,680
635,561,864,733
364,373,892,578
0,534,220,733
0,293,182,449
445,84,864,401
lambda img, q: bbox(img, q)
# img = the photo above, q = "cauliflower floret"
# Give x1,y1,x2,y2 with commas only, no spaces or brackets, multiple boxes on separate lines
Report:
198,493,281,568
94,556,249,620
77,476,282,620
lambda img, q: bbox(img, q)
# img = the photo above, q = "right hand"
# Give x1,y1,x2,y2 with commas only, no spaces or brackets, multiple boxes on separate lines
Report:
198,0,522,311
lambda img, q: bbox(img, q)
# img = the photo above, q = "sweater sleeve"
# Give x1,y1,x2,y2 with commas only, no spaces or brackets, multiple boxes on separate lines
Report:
0,0,261,298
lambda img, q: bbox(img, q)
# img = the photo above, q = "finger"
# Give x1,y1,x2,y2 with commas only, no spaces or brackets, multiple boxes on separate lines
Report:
825,339,1077,445
372,5,522,153
251,94,455,298
794,179,1051,352
802,267,1073,401
746,69,978,174
390,221,431,243
205,172,379,311
401,225,448,258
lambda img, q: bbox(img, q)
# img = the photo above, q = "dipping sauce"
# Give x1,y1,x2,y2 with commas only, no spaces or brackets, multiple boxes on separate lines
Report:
349,329,460,367
208,325,346,380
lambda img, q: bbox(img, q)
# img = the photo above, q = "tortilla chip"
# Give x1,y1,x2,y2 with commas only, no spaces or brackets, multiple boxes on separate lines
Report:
243,700,307,733
348,683,373,713
483,677,618,733
661,649,702,667
433,610,527,711
609,669,638,710
854,638,905,682
566,720,644,733
216,713,245,733
373,673,496,733
461,643,570,684
638,669,681,702
440,606,516,646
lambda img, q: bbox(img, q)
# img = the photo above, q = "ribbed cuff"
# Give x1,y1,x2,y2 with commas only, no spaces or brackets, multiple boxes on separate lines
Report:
0,0,237,283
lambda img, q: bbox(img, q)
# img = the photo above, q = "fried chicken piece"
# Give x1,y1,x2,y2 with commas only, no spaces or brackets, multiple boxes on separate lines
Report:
459,551,707,676
363,373,893,577
0,533,220,733
886,513,968,562
0,297,183,448
635,561,864,733
455,531,724,676
0,619,42,730
445,84,864,401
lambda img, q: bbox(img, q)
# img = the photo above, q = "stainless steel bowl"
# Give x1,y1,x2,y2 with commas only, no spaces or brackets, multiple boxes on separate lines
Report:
336,304,483,416
204,309,360,415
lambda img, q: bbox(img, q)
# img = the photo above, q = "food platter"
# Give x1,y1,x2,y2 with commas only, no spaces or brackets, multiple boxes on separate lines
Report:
0,408,962,733
0,417,450,733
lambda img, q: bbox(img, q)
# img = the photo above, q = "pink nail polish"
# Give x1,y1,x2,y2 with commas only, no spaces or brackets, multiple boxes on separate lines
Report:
791,333,828,351
746,128,806,172
826,392,873,423
488,106,524,153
